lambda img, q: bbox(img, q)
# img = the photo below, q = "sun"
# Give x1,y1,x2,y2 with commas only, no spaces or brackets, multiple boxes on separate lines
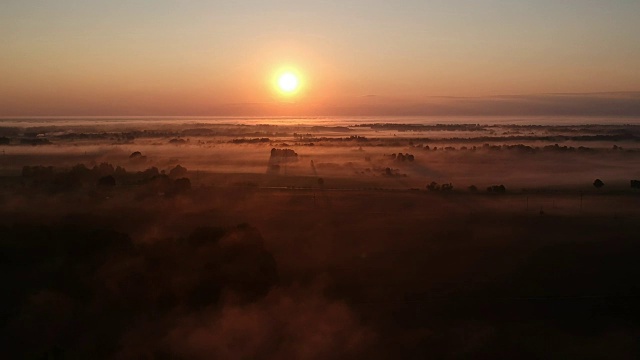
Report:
277,72,299,93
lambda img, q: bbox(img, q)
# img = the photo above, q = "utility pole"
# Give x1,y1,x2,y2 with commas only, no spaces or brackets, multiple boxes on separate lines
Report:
580,191,583,211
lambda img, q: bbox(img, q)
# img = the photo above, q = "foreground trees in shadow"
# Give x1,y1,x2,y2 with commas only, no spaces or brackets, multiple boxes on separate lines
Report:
0,224,277,358
20,163,192,197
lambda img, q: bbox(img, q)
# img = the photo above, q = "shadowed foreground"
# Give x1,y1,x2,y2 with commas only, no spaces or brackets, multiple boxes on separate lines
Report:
2,183,640,359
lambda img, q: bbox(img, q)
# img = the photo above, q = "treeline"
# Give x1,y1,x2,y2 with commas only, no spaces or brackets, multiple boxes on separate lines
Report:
0,137,52,145
353,123,640,134
20,162,192,196
389,153,415,162
418,143,631,153
290,135,639,148
353,123,489,132
426,182,506,193
231,137,270,144
4,128,292,143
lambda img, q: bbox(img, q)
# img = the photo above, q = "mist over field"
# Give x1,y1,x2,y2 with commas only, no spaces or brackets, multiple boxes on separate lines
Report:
1,117,640,359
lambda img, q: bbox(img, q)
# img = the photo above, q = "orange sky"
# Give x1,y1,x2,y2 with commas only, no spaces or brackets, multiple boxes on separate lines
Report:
1,1,639,116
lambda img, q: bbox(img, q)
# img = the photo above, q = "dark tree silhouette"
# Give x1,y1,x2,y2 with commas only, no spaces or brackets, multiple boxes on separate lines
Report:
115,166,127,177
169,138,187,144
426,182,453,192
93,162,115,177
20,138,51,145
169,164,187,179
426,182,440,191
173,177,191,193
593,179,604,189
97,175,116,187
392,153,415,162
21,165,55,185
270,148,298,158
147,174,172,194
487,185,507,193
468,185,478,192
129,151,147,163
139,167,160,180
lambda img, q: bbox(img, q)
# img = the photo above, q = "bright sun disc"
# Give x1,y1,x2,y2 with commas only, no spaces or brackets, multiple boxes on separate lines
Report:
278,72,299,93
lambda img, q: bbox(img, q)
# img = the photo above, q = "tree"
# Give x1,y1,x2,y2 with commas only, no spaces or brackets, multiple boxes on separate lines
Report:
169,164,187,179
129,151,147,163
426,182,440,191
487,185,506,194
147,174,172,194
173,178,191,193
593,179,604,189
93,163,115,177
97,175,116,187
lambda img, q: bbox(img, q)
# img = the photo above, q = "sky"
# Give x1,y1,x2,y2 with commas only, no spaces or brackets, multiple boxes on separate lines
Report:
1,0,639,116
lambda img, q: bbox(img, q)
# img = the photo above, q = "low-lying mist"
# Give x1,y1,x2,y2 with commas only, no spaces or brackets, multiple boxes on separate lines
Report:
2,120,640,358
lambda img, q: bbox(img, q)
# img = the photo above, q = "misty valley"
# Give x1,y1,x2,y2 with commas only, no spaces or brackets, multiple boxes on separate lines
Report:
1,118,640,359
